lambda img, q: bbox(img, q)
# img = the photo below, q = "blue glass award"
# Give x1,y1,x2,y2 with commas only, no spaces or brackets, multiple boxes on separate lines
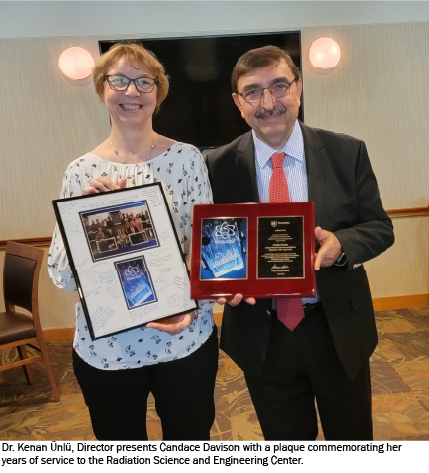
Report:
201,218,246,279
115,257,157,309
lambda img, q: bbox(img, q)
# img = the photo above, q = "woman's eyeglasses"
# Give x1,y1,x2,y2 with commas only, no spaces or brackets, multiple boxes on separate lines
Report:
105,75,158,93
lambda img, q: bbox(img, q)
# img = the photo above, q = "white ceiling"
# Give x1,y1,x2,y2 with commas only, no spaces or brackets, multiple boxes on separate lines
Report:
1,1,429,39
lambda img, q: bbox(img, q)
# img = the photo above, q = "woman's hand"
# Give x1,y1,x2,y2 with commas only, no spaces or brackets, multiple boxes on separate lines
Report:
83,176,127,195
146,311,197,336
216,294,256,307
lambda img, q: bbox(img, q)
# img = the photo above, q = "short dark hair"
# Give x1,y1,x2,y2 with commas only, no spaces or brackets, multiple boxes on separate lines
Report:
231,45,301,93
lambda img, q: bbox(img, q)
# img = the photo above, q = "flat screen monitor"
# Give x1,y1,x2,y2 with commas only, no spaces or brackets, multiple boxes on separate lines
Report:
99,31,302,150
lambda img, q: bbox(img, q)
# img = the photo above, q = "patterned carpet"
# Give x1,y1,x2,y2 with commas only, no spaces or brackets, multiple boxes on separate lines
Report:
1,307,428,441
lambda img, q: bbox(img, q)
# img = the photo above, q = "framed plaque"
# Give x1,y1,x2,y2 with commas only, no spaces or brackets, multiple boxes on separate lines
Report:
53,182,197,340
191,202,315,299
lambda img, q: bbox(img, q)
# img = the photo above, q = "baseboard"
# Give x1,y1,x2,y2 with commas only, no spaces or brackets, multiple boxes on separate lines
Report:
214,310,224,327
43,317,226,340
43,294,429,341
372,294,429,311
43,327,75,342
213,294,429,327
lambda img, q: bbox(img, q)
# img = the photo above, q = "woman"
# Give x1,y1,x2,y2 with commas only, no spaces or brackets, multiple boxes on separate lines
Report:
95,226,107,252
48,42,218,441
130,216,143,233
95,226,106,241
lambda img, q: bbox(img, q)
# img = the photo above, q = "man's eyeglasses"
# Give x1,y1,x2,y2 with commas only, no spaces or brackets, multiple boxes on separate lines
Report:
238,79,296,103
105,75,158,93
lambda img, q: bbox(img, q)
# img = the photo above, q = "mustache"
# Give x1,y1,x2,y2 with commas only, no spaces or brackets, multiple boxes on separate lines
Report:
256,105,286,119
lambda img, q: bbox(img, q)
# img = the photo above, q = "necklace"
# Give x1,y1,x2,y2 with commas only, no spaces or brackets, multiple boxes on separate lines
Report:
109,133,156,164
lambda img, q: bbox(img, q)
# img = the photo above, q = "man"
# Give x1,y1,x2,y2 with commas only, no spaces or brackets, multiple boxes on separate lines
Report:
92,218,101,233
105,215,115,236
206,46,394,440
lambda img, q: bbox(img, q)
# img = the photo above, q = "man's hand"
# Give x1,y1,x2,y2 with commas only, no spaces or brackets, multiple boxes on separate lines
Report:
146,311,197,336
83,176,127,195
216,294,256,307
314,226,342,270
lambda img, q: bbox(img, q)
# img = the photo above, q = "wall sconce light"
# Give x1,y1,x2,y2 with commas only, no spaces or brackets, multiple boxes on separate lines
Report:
58,46,95,80
309,38,341,69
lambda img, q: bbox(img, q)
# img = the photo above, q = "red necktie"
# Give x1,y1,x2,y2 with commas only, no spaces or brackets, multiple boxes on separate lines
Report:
269,152,304,331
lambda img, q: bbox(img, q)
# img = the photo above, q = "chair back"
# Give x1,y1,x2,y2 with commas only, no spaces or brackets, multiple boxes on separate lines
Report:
1,242,60,401
3,242,43,313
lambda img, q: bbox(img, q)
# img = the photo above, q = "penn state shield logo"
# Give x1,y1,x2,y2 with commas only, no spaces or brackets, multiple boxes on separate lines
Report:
271,221,277,227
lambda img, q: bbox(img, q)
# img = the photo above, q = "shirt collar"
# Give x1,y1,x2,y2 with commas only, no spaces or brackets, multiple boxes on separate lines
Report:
253,120,304,169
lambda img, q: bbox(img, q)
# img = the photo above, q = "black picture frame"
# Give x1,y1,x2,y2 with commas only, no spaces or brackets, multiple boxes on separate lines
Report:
53,182,197,340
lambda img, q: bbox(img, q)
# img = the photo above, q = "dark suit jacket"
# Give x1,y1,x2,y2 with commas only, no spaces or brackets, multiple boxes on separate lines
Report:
206,122,394,379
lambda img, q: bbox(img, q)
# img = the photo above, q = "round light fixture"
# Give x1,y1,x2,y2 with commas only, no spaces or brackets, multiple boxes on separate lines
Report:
58,46,95,80
309,38,341,69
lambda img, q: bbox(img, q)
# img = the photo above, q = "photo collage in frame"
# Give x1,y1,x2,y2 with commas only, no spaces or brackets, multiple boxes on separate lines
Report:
79,201,159,263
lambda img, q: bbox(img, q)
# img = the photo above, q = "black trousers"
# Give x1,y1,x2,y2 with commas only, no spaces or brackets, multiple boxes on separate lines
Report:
73,326,219,441
244,307,373,440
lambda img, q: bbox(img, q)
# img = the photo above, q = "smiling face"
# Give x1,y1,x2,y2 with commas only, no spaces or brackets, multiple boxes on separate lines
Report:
101,57,157,129
232,59,302,149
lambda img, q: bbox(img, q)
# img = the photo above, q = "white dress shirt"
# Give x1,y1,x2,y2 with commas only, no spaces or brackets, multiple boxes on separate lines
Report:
253,121,319,305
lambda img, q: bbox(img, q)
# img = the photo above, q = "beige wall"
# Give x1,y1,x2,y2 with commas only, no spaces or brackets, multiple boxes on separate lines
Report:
302,22,429,209
1,22,428,329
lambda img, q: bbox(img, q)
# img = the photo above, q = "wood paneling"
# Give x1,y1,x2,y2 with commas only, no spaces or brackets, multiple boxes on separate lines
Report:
43,327,75,342
373,294,429,311
386,207,429,218
0,237,51,250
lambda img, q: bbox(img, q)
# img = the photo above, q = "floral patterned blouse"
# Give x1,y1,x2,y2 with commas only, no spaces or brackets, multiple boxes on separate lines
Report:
48,142,214,370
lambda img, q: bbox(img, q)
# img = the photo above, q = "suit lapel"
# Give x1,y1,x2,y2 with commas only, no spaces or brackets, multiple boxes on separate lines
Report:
232,125,328,219
235,132,260,202
300,122,328,227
